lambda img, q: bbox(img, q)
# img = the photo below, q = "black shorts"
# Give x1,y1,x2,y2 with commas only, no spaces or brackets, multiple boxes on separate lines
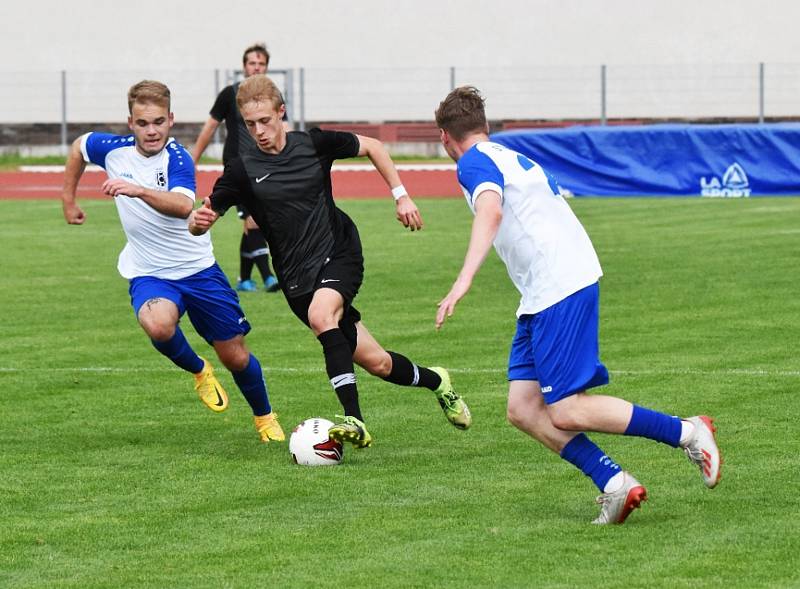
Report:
284,252,363,351
236,205,250,220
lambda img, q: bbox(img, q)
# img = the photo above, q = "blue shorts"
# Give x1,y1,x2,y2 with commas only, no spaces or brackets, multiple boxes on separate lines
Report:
508,282,609,404
129,263,251,344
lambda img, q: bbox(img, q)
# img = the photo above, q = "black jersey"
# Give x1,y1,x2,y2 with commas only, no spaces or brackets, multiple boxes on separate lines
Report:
209,83,254,164
208,128,361,297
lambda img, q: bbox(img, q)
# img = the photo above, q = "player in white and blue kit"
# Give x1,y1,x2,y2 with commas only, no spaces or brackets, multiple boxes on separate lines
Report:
434,87,722,524
61,80,284,443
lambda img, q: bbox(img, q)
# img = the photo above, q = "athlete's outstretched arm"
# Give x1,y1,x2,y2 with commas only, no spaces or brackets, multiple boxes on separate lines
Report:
356,134,423,231
436,190,503,329
62,137,87,225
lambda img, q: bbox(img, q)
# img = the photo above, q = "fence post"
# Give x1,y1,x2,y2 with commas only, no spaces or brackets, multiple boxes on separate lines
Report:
600,64,607,126
450,66,456,90
60,70,68,155
299,67,306,131
759,62,765,124
284,68,295,125
212,69,221,150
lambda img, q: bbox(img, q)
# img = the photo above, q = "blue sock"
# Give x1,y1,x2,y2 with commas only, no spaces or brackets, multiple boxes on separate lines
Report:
624,405,681,447
151,328,204,373
232,354,271,416
560,433,622,492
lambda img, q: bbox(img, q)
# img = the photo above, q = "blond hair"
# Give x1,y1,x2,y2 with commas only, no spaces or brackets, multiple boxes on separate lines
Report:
127,80,171,114
236,74,284,111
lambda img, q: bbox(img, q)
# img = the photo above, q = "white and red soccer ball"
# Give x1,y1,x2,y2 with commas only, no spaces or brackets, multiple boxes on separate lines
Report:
289,417,343,466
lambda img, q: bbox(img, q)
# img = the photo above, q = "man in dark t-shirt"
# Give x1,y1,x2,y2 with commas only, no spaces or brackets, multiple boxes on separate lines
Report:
191,43,279,293
189,74,472,449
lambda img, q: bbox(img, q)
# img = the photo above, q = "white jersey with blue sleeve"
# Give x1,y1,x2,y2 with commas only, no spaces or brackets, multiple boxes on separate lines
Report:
80,132,215,280
457,141,602,316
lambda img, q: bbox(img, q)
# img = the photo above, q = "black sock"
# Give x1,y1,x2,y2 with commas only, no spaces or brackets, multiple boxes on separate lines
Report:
383,351,441,390
239,233,254,281
318,328,363,421
248,229,273,280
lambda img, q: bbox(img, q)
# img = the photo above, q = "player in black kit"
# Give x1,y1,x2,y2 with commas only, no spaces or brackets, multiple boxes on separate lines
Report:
189,74,471,448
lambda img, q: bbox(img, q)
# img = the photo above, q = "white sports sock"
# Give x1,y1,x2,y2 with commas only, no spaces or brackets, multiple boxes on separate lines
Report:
603,471,625,494
679,420,695,447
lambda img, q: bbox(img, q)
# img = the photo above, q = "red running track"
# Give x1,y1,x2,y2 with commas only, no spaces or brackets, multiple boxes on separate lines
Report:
0,169,461,200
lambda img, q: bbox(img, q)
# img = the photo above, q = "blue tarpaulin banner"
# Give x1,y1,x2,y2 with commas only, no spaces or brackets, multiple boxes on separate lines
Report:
492,124,800,197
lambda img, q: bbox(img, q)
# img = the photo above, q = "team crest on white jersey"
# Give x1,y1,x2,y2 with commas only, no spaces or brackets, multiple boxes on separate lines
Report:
155,169,166,188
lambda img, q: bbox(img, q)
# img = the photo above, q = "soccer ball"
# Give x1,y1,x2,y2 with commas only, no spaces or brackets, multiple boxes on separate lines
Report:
289,417,343,466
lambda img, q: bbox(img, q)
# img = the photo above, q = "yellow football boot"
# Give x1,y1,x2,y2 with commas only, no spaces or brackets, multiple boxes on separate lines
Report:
254,412,286,442
193,358,228,412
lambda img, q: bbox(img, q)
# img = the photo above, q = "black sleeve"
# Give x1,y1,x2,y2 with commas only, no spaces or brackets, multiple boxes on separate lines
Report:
209,86,235,122
208,158,249,215
309,128,360,161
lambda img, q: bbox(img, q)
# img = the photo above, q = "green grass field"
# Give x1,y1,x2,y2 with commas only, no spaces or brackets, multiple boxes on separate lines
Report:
0,154,70,171
1,196,798,588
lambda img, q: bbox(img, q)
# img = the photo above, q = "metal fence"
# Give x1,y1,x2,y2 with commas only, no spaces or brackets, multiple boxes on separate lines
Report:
2,63,799,151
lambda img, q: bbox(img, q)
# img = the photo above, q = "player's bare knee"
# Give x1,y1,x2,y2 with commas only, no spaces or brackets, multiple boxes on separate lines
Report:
223,354,249,373
216,343,250,372
141,319,175,342
376,353,392,377
360,351,391,377
547,403,582,431
506,399,526,429
307,312,337,336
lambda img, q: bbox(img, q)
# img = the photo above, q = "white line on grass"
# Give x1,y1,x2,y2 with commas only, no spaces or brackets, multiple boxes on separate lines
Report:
1,366,798,377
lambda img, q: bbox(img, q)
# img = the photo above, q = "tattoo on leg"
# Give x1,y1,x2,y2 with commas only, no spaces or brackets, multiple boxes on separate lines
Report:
145,298,164,311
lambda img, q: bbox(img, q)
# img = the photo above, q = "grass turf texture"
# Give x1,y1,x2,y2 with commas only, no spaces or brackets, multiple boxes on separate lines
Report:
0,153,72,171
1,197,798,588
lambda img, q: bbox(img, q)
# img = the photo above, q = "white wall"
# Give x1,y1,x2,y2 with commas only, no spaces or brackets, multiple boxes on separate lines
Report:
2,1,799,123
4,0,799,70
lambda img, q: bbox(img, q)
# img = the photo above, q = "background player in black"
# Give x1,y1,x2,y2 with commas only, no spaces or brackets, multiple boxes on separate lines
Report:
189,74,472,448
191,43,279,293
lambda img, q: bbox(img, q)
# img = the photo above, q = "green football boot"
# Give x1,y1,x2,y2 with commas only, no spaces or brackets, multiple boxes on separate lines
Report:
430,367,472,430
329,415,373,449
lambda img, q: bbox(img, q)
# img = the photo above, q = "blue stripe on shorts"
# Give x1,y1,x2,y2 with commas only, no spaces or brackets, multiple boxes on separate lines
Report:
129,263,251,344
507,282,609,404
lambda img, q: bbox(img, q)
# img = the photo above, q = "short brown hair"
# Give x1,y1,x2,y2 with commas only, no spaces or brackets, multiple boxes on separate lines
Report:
435,86,488,140
242,43,270,67
127,80,171,114
236,74,284,111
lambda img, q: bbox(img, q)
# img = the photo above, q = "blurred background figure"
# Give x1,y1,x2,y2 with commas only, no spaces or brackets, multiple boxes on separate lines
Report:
192,43,279,293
